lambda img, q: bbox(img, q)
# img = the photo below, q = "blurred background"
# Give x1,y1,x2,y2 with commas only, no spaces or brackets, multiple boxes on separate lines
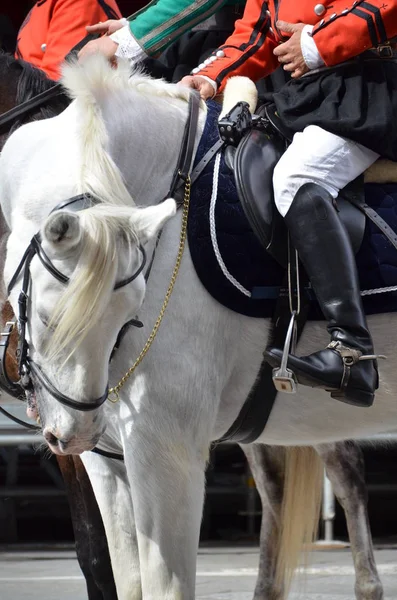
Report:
1,396,397,547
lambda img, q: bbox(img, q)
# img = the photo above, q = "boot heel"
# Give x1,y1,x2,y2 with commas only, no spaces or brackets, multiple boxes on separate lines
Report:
330,389,374,408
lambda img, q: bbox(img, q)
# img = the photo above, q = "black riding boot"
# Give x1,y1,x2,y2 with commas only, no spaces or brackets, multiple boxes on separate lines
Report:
264,183,380,407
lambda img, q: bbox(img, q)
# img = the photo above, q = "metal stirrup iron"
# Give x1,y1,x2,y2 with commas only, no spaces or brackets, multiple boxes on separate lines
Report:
272,310,298,393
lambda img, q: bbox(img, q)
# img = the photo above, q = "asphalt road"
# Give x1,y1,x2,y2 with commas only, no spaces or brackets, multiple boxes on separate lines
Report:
0,545,397,599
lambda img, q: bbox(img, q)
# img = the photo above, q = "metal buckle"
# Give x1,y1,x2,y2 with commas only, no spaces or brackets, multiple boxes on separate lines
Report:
375,44,394,58
327,340,387,363
1,321,15,337
272,311,298,393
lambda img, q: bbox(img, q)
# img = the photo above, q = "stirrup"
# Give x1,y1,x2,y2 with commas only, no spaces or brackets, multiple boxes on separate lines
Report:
272,311,298,393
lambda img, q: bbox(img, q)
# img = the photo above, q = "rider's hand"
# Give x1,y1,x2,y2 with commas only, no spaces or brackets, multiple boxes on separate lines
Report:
86,20,124,36
273,21,310,79
78,35,119,62
179,76,216,101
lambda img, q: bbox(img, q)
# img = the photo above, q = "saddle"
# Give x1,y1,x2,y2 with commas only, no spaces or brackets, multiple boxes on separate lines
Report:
219,101,367,267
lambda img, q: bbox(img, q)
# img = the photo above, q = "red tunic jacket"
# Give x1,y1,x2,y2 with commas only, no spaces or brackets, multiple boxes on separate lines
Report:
196,0,397,91
15,0,122,80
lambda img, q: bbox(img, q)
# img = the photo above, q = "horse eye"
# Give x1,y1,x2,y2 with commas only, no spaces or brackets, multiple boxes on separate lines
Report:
38,311,50,328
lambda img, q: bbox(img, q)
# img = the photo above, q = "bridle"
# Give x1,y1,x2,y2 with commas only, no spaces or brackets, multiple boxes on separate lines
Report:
4,192,147,413
0,91,201,440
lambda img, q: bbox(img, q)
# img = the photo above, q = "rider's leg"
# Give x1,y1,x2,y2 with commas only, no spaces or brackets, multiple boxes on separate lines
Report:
265,126,380,406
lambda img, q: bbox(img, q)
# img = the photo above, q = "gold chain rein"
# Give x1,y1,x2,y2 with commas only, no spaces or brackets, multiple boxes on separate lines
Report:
108,176,191,403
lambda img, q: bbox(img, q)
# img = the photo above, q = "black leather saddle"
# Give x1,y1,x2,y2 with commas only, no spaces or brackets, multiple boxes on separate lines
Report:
219,102,366,268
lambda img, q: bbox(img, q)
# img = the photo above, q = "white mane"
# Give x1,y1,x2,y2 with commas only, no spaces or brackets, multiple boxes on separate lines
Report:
45,204,140,360
60,56,198,207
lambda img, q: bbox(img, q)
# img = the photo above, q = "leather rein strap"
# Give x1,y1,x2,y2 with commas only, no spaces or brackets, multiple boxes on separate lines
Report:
168,91,201,200
0,85,64,133
0,33,99,134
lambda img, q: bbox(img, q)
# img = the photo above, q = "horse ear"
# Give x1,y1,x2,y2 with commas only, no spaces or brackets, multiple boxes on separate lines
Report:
42,211,82,253
132,198,177,243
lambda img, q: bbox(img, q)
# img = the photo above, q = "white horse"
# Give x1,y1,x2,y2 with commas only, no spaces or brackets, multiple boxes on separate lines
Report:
0,56,394,599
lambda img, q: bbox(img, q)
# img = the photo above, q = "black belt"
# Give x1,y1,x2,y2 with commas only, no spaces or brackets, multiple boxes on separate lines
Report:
363,45,397,59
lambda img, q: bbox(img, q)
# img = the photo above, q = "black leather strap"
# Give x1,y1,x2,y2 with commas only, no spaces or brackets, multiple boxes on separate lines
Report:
174,138,225,205
0,85,64,133
7,245,35,296
64,33,100,59
28,360,108,412
0,405,40,431
91,447,124,461
50,193,101,213
31,235,69,284
219,274,309,444
350,198,397,251
50,193,148,289
190,139,225,186
0,33,99,134
167,92,201,200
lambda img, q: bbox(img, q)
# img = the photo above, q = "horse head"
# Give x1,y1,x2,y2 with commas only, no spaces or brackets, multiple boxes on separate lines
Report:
0,55,203,454
6,200,175,454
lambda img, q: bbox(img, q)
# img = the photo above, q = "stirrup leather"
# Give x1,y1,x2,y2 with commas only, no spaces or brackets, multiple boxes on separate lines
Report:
327,340,386,393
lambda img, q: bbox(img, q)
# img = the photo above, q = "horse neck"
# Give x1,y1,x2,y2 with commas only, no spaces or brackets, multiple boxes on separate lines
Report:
99,90,206,207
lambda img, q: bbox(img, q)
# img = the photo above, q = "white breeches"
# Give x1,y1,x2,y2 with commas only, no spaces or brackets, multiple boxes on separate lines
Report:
273,125,380,217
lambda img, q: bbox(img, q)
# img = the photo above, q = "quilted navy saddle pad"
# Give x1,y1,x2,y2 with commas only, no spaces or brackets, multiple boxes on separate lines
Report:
187,101,397,319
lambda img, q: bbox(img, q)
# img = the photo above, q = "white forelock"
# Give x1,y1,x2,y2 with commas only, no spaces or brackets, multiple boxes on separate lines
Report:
44,205,139,360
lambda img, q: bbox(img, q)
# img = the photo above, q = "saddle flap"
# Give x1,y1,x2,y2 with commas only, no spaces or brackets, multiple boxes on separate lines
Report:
233,124,287,267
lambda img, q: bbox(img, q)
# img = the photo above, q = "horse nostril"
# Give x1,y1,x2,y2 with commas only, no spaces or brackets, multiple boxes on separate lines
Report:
44,430,59,446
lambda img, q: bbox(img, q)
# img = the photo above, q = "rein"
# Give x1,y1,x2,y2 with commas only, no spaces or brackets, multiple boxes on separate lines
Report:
108,175,191,402
0,85,64,134
108,92,200,401
0,33,100,135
